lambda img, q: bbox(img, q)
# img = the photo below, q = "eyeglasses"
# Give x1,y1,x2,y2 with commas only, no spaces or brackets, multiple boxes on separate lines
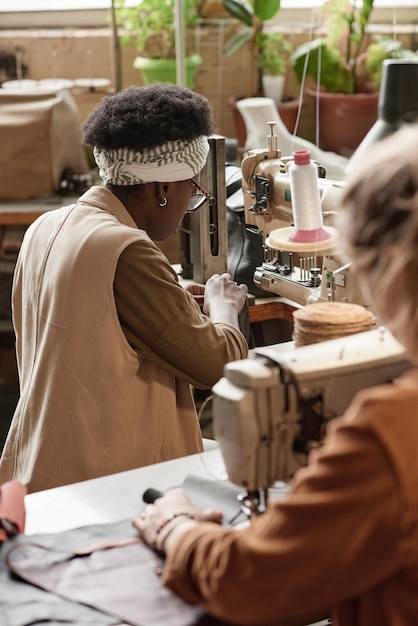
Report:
186,178,211,213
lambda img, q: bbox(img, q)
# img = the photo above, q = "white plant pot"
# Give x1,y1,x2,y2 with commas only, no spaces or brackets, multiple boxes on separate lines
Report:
262,74,285,103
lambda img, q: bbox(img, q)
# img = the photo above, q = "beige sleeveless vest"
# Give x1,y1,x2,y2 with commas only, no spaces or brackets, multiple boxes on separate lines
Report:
0,187,203,492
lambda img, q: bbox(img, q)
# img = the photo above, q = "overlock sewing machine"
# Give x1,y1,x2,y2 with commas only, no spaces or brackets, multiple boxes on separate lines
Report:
212,327,412,515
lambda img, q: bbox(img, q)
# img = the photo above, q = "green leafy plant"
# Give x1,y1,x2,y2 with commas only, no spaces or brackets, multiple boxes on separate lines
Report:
366,36,418,90
256,31,293,77
222,0,293,93
114,0,201,59
291,0,416,94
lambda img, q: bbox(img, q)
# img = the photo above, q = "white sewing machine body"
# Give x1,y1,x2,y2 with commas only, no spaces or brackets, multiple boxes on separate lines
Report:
240,137,365,307
213,328,412,492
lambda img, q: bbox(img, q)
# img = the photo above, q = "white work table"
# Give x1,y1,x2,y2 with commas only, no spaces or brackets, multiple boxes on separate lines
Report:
24,446,226,536
22,445,329,626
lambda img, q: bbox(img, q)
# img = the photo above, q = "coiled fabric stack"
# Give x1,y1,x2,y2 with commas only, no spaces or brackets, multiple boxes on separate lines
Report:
292,301,375,347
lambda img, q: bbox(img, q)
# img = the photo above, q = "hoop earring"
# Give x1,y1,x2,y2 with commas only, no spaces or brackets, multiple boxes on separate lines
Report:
159,197,168,207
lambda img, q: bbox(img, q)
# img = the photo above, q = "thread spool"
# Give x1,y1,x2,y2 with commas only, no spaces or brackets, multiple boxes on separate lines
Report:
288,150,332,243
292,301,375,348
266,150,338,253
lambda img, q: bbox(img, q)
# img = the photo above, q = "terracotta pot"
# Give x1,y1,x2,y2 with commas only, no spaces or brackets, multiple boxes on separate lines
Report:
228,95,300,150
277,96,300,135
305,87,379,156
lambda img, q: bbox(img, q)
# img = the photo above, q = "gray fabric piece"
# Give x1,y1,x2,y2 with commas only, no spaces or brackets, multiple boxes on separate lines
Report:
1,476,247,626
5,534,208,626
0,541,123,626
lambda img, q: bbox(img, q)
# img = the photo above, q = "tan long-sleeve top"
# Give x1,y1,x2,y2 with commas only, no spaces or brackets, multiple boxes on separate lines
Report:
0,187,247,493
163,368,418,626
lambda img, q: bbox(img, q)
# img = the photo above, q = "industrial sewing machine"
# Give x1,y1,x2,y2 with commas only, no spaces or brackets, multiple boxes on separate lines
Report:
180,130,361,308
238,123,363,308
238,58,418,308
213,326,412,515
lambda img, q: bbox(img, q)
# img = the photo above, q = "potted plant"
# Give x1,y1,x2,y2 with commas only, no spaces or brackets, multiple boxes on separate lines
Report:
255,30,293,103
365,35,418,91
291,0,416,154
222,0,299,145
114,0,202,87
222,0,293,101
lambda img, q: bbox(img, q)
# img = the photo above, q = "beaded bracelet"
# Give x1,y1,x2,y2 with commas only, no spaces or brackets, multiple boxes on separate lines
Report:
154,512,196,553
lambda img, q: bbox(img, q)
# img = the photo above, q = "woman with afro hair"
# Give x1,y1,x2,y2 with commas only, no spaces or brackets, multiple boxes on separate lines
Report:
0,83,248,493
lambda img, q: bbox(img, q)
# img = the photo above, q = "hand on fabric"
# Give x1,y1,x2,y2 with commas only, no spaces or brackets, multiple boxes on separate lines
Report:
132,488,223,554
203,273,248,327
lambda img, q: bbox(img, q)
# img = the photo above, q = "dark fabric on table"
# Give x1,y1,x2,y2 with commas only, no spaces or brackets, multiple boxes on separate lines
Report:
0,475,248,626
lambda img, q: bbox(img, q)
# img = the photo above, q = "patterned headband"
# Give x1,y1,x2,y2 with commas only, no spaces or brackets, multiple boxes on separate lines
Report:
94,135,210,185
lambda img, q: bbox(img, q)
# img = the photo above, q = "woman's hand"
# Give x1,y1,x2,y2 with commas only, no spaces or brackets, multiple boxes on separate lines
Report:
203,273,248,327
132,488,223,553
184,282,205,310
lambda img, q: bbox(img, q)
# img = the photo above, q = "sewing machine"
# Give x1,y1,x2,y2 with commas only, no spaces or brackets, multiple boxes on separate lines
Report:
241,59,418,308
180,135,228,283
178,129,361,307
212,326,412,515
238,123,366,308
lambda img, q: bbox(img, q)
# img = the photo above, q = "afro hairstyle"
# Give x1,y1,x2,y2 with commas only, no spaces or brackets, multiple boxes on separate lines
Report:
82,83,215,150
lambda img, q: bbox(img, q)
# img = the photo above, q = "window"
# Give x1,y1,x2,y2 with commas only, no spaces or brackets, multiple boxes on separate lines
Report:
0,1,109,9
1,0,417,10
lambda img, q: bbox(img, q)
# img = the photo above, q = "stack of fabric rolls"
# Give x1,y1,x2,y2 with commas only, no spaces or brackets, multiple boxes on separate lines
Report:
292,301,375,348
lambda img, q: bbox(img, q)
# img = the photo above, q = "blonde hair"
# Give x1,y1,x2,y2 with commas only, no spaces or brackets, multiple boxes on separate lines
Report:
338,125,418,355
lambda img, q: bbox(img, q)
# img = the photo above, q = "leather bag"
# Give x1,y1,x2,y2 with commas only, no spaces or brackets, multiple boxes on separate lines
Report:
226,165,269,298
